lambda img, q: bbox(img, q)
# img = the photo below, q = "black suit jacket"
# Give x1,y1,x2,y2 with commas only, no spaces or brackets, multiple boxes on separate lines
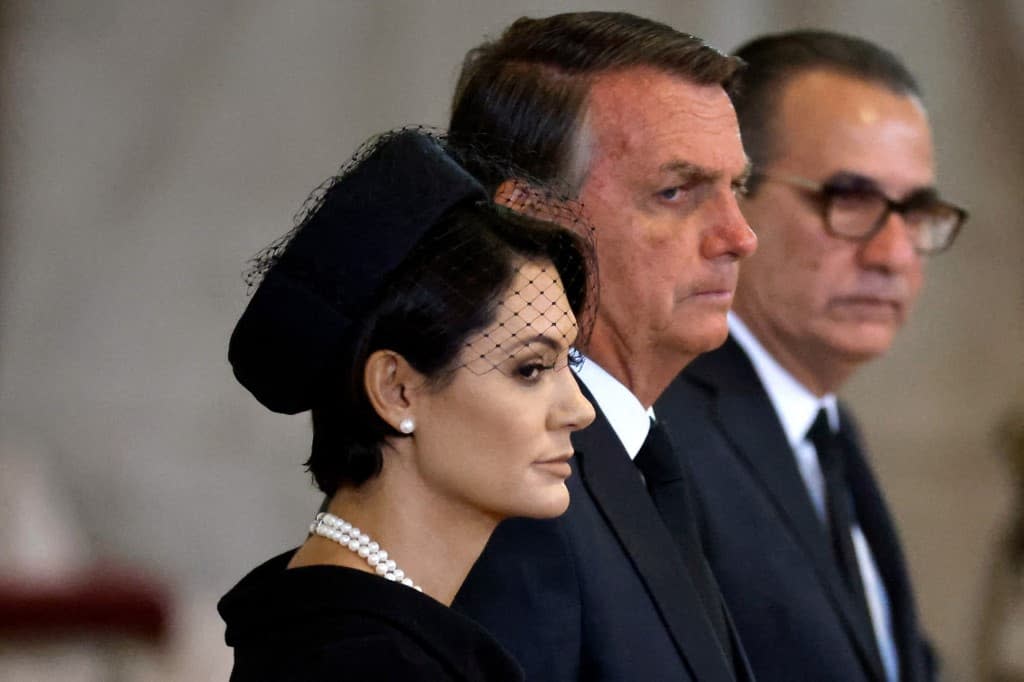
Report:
656,337,935,682
454,381,752,682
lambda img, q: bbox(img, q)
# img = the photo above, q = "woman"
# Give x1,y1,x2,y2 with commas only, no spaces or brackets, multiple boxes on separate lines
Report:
218,129,596,680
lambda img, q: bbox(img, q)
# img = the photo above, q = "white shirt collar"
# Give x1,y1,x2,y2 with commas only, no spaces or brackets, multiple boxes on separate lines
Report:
573,356,654,460
728,312,839,445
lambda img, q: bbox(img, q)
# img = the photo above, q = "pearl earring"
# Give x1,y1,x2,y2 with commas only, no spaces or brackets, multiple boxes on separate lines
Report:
399,418,415,434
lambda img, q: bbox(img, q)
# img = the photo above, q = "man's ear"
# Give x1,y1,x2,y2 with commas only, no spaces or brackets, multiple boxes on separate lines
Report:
363,350,422,431
494,178,530,209
495,178,578,229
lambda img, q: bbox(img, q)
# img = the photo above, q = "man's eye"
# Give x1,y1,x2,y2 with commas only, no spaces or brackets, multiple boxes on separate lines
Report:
829,188,881,208
657,187,682,201
658,179,705,203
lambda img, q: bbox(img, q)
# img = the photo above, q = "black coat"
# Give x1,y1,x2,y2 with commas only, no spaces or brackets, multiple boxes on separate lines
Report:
656,337,936,682
454,381,752,682
219,551,524,681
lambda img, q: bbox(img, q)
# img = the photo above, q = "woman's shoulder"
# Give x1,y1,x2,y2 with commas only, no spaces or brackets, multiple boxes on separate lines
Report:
234,630,454,680
219,550,523,681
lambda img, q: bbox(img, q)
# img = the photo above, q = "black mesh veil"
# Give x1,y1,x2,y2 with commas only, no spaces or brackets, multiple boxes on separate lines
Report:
229,127,597,415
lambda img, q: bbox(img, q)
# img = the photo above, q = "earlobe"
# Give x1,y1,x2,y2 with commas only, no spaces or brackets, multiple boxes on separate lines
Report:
364,350,419,433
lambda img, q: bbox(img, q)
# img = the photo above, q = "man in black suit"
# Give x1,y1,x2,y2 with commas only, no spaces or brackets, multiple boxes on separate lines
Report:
657,31,967,682
450,12,758,681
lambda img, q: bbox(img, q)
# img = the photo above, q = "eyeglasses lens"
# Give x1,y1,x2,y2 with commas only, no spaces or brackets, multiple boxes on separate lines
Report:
826,191,959,253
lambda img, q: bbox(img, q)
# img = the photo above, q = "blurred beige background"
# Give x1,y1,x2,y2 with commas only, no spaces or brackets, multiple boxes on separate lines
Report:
1,1,1021,679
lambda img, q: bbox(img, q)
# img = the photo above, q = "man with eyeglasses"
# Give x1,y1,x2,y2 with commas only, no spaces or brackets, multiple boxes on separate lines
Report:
657,30,965,682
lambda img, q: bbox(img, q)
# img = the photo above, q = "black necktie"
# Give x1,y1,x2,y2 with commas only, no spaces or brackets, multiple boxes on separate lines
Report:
634,418,733,662
806,409,875,628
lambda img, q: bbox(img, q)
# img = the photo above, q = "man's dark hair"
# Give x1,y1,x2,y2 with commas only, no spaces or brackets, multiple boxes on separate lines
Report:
730,30,921,186
449,11,741,192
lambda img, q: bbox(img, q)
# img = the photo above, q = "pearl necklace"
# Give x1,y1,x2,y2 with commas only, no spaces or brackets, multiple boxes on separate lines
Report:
310,512,421,591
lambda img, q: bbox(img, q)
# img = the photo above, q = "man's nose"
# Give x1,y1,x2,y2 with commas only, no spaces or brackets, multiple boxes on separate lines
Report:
859,211,919,272
701,191,758,260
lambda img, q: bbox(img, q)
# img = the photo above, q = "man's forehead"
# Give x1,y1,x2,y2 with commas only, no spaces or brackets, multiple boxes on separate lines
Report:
774,69,935,189
587,68,731,135
583,67,744,173
776,69,930,130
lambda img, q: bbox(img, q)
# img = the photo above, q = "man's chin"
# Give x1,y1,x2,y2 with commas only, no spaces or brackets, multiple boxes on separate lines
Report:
826,325,898,363
674,323,731,360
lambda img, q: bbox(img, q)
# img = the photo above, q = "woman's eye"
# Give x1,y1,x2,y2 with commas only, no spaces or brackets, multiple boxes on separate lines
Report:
517,362,553,382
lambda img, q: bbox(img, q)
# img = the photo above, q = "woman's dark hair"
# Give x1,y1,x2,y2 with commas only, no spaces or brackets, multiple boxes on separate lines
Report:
308,201,591,495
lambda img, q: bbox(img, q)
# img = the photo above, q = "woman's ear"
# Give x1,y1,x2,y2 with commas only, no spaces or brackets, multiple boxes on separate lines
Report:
364,350,422,433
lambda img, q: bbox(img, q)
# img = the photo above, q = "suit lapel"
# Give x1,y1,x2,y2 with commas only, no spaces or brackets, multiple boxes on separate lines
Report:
686,338,886,681
572,382,736,682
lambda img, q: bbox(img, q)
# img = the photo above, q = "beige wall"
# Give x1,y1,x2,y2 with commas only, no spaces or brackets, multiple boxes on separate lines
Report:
2,1,1020,678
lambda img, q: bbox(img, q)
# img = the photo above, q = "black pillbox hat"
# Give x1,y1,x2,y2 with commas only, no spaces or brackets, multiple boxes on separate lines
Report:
229,130,487,414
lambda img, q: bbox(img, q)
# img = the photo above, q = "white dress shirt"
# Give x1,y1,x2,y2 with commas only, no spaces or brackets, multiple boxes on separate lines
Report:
729,313,900,682
573,356,654,460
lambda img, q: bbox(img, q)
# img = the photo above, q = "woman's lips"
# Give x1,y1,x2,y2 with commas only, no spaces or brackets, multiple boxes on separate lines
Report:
533,454,573,478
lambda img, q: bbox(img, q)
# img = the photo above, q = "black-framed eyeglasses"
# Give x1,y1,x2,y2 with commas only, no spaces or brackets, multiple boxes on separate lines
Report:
753,171,967,255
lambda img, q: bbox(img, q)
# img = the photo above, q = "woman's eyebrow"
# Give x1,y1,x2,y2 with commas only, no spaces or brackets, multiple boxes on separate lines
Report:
507,332,571,353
